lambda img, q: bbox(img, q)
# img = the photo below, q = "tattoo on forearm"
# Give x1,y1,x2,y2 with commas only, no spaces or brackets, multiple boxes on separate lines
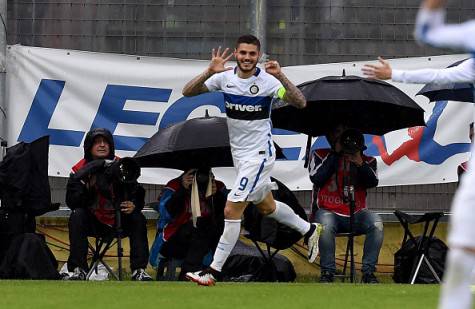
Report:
275,73,306,108
183,70,212,96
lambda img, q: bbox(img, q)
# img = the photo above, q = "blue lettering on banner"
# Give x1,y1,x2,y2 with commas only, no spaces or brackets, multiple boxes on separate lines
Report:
18,79,85,145
90,85,171,151
19,80,171,151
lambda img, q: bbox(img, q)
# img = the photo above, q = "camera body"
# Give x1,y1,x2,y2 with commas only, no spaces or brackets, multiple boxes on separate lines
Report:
194,168,211,193
339,129,366,154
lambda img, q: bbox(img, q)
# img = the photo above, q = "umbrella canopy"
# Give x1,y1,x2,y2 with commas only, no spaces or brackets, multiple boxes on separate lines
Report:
134,115,286,170
417,58,474,103
272,74,425,136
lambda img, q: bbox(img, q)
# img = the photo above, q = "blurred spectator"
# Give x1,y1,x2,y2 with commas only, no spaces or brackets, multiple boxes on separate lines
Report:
150,168,227,279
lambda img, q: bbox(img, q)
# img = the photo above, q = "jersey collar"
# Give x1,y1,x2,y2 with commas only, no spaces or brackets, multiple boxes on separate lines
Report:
234,67,261,77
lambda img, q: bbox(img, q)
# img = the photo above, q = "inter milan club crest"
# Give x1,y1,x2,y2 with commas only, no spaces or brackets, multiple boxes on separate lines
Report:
249,84,259,94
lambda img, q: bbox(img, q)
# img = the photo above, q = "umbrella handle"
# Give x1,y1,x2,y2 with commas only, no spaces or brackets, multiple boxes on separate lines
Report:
304,135,312,168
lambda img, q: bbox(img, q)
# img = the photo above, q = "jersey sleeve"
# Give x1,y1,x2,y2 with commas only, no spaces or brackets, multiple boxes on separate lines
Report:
415,8,475,53
204,72,224,91
392,58,475,84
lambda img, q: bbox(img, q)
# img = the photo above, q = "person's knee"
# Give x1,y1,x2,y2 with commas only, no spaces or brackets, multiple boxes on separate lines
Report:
255,192,275,216
128,212,146,226
359,211,383,234
314,210,337,233
69,208,88,226
223,197,249,219
257,202,275,216
223,203,245,220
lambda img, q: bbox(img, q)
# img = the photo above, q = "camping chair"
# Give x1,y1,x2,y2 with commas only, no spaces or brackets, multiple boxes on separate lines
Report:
335,232,363,282
155,255,183,281
394,210,444,284
86,234,119,280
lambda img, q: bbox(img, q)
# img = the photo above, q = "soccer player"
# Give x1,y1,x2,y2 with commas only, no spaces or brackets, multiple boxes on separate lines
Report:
181,34,322,286
363,1,475,308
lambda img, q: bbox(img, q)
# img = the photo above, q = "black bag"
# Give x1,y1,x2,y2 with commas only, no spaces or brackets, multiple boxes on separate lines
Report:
393,236,447,284
243,178,307,250
0,136,58,216
222,241,296,282
0,233,59,280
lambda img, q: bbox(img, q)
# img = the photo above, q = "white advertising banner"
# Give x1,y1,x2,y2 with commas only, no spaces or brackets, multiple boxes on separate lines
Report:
6,45,473,189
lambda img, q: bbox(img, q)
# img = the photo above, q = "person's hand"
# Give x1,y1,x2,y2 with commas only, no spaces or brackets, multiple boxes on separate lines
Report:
264,60,282,77
208,47,233,75
423,0,446,10
182,169,196,190
362,57,392,80
120,201,135,214
344,152,364,166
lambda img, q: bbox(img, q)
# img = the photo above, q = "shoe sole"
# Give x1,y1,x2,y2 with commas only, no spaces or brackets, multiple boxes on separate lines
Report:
185,273,216,286
308,223,323,263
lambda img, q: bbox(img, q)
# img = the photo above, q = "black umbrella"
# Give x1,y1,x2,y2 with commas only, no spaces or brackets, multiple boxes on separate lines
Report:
272,72,425,137
0,135,57,216
134,115,286,170
417,58,474,103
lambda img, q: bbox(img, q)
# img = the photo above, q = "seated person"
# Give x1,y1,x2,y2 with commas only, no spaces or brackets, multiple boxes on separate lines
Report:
65,128,152,281
308,125,383,283
150,167,227,280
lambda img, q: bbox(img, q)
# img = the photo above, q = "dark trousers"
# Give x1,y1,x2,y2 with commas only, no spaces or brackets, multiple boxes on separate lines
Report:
67,208,149,272
160,220,221,278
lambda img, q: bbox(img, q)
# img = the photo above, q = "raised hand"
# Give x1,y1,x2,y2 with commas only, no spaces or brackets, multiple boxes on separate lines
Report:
209,46,234,74
362,57,392,80
264,60,282,76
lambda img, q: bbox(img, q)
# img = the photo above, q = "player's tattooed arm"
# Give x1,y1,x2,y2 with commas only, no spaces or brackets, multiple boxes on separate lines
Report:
182,70,212,97
275,72,307,109
265,60,306,109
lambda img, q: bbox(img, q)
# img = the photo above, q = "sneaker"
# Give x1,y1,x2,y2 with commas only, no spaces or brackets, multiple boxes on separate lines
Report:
131,268,153,281
362,272,379,284
67,267,86,281
319,271,334,283
185,268,220,286
305,223,323,263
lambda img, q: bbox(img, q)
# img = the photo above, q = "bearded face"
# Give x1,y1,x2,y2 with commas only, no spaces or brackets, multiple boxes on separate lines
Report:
234,43,260,74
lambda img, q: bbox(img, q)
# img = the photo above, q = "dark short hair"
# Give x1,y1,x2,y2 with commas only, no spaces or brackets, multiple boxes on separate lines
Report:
236,34,261,51
470,122,474,130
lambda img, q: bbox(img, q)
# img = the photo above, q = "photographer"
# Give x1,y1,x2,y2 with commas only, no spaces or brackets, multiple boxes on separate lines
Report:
150,167,226,280
308,125,382,283
64,128,151,281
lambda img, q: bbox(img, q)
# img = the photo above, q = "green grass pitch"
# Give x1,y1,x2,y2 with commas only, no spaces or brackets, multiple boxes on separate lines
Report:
0,281,443,309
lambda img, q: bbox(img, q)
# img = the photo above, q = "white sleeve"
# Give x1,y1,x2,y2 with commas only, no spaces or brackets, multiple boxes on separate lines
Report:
415,8,475,52
392,58,475,84
204,73,223,91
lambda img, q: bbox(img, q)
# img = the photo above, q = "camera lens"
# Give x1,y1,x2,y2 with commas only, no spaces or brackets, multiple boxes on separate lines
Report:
339,129,366,154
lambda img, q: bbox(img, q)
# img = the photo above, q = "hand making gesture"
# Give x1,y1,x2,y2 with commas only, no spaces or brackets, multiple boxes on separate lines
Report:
208,46,234,74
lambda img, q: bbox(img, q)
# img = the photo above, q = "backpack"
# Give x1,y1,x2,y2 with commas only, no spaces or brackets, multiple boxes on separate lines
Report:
393,236,447,284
